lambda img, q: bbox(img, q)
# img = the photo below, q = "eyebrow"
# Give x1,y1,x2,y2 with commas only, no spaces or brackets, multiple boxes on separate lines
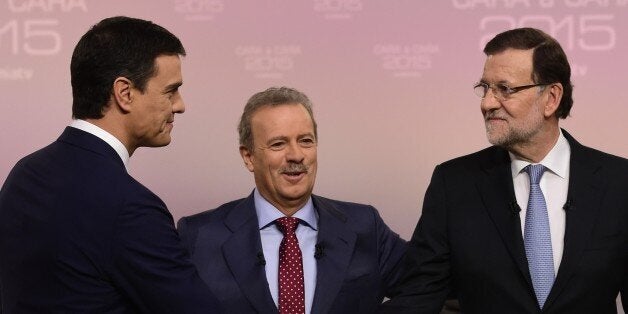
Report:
164,81,183,93
266,133,315,144
266,136,288,144
479,78,511,85
297,133,316,140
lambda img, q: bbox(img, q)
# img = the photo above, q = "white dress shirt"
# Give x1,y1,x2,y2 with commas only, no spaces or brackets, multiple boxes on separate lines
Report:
70,119,130,169
511,130,571,275
255,189,318,314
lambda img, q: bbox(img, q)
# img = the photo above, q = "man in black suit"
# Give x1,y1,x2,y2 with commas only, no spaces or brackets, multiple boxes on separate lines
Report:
381,28,627,313
0,16,221,313
178,87,406,314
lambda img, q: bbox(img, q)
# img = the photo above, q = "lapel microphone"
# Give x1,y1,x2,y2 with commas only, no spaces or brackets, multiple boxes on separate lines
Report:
256,251,266,266
509,201,522,215
563,198,573,211
314,243,324,259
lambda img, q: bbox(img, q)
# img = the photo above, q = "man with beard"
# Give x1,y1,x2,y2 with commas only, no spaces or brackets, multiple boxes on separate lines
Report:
178,86,406,314
380,28,627,314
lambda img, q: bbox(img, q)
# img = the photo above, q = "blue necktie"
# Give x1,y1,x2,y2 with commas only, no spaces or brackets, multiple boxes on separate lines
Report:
523,164,555,309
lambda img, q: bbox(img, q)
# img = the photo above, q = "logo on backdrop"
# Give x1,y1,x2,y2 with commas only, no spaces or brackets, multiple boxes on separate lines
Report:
452,0,627,77
235,45,302,79
373,44,440,78
174,0,224,21
1,0,87,81
313,0,363,20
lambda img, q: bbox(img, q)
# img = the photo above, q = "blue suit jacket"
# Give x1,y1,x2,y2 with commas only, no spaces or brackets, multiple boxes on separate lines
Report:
381,130,628,314
0,127,221,313
178,193,407,314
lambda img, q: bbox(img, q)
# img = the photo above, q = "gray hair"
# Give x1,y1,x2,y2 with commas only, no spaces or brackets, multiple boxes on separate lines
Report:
238,86,317,150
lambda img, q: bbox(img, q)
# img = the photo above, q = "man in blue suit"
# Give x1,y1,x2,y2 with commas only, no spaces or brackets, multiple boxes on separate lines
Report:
178,86,407,314
0,16,221,313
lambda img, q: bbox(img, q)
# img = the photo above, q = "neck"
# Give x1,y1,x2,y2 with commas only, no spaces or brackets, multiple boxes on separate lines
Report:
508,124,560,163
85,115,136,156
276,200,307,217
259,192,309,217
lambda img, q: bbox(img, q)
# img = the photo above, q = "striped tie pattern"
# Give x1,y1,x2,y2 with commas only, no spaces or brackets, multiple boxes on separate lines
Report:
523,164,555,309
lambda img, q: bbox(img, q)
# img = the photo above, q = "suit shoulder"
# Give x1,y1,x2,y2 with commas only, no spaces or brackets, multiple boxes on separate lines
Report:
313,195,375,212
437,145,503,170
578,143,628,167
179,198,247,227
312,195,382,226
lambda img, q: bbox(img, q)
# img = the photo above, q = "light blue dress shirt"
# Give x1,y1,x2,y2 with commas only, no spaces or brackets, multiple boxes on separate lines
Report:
254,189,318,314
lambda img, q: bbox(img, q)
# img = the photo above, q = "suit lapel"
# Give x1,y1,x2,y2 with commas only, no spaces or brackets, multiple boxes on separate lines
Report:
221,194,278,314
310,196,357,314
544,131,603,310
476,148,533,288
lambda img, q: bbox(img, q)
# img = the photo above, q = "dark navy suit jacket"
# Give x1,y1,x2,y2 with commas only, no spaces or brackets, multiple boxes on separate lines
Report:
0,127,221,313
178,193,407,314
381,130,628,314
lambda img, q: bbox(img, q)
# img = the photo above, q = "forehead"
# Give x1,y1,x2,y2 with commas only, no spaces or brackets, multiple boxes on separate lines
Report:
482,48,534,84
250,104,314,137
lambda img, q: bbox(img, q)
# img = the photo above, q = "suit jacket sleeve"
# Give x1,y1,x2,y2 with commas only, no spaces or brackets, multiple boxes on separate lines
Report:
108,193,222,314
177,216,196,256
372,205,408,296
380,165,451,314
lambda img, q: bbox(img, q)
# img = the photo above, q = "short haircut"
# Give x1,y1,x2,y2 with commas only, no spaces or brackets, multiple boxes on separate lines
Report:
484,27,573,119
71,16,186,119
238,87,317,151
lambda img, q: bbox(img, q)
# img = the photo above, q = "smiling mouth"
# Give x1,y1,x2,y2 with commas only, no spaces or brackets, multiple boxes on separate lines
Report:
485,115,506,122
280,163,308,183
282,171,306,184
283,170,305,176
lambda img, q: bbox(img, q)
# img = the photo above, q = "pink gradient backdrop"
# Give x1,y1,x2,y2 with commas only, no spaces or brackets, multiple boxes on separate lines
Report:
1,1,627,309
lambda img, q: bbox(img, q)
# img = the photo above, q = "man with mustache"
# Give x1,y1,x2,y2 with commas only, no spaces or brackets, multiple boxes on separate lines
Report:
380,28,627,314
178,86,407,314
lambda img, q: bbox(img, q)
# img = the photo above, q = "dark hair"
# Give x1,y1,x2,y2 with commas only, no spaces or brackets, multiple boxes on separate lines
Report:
71,16,186,119
238,87,317,151
484,28,573,119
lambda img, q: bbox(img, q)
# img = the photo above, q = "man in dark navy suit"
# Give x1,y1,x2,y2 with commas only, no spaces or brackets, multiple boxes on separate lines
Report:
178,87,407,314
0,16,221,313
381,28,627,314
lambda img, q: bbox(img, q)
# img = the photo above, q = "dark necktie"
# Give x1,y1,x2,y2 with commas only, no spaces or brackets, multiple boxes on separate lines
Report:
275,217,305,314
523,164,555,309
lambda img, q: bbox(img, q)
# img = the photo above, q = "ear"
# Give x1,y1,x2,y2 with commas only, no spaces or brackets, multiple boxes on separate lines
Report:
543,83,563,118
112,77,133,113
239,145,255,172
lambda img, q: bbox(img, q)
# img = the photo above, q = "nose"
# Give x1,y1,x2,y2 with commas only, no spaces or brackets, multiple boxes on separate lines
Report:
480,89,501,114
285,141,305,163
173,91,185,114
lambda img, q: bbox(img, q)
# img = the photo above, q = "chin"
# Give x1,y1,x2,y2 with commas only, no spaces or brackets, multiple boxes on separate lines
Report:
145,139,172,148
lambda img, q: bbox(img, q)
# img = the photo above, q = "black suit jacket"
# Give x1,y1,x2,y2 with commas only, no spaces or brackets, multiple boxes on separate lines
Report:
0,127,221,313
178,193,407,314
381,130,627,314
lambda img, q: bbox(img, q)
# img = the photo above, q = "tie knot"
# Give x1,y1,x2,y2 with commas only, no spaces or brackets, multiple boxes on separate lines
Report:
275,217,299,235
524,164,546,185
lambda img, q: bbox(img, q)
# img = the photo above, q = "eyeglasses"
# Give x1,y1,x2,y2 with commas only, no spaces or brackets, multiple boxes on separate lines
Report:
473,82,548,100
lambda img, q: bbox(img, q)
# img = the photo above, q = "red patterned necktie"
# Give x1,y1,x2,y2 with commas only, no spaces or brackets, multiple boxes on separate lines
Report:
275,217,305,314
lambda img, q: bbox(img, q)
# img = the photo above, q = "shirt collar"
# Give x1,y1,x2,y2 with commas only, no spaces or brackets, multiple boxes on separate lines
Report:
254,188,318,231
70,119,130,169
510,129,571,178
